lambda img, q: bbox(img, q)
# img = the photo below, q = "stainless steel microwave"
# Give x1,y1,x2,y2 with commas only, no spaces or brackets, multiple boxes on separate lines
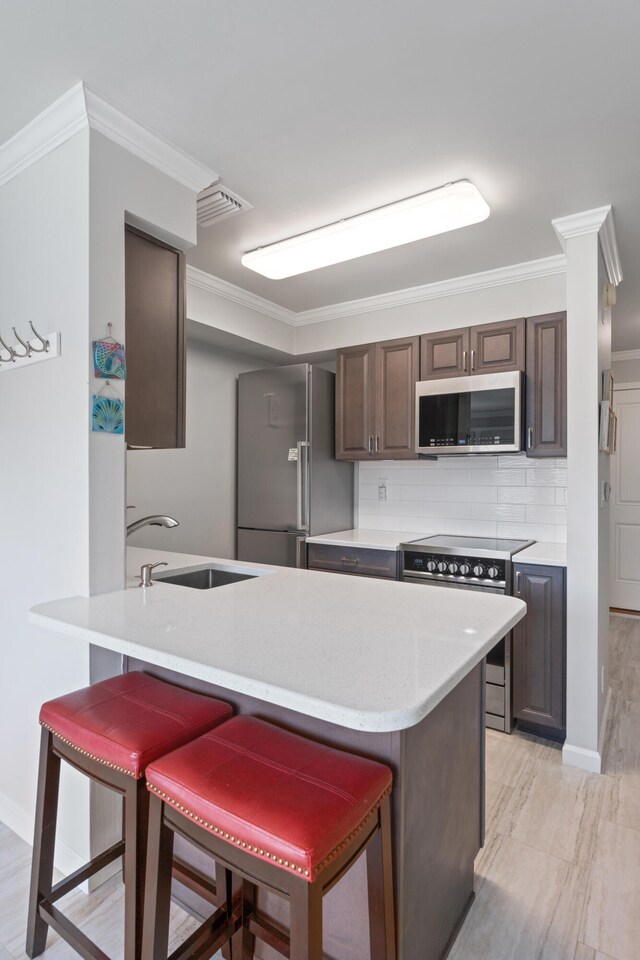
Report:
415,371,523,454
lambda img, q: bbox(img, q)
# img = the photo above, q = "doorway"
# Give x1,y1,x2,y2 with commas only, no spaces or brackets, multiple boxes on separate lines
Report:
610,386,640,613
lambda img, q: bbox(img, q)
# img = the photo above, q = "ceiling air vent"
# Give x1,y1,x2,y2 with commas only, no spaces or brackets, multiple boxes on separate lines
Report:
197,182,252,227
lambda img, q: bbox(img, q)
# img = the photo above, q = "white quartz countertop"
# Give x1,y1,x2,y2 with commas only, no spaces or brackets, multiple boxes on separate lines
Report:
306,529,427,550
515,542,567,567
29,546,525,733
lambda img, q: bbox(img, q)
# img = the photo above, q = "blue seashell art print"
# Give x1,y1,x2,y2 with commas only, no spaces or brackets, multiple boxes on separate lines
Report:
91,395,125,434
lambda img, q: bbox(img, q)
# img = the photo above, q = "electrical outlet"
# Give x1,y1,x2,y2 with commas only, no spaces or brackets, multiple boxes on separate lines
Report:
378,479,387,502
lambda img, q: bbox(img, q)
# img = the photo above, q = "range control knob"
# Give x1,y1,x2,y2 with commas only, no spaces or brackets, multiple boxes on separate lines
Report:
487,565,500,579
472,564,484,578
437,561,448,573
426,560,437,572
448,562,459,574
459,563,471,576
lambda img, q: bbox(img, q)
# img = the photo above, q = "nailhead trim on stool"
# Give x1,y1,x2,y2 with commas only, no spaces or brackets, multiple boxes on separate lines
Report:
144,715,393,882
147,780,392,879
26,673,234,960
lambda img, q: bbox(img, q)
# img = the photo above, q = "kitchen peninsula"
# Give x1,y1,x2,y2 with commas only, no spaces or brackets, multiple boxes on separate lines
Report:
30,547,526,960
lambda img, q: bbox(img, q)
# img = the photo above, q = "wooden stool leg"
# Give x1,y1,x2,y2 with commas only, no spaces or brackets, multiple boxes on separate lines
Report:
26,728,61,959
289,879,323,960
141,794,174,960
366,797,396,960
241,879,256,959
124,778,150,960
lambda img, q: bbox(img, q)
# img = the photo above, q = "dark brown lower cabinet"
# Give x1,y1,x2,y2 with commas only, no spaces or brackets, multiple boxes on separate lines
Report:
307,543,399,579
512,563,566,740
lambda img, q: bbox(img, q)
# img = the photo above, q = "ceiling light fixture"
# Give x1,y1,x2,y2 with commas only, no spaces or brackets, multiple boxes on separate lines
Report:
241,179,490,280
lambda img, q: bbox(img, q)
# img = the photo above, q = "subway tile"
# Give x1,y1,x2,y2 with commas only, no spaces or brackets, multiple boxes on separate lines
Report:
359,483,379,501
437,518,499,537
422,501,473,519
523,457,561,469
429,468,472,485
498,486,556,505
400,484,448,502
555,526,568,544
472,503,527,522
526,504,568,524
495,454,528,469
497,521,557,541
441,455,499,469
554,458,568,469
526,468,568,487
447,486,498,503
471,470,527,486
378,500,423,518
556,488,567,505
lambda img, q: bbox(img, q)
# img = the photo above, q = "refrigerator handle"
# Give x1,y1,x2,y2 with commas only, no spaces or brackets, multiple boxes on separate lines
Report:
296,441,310,531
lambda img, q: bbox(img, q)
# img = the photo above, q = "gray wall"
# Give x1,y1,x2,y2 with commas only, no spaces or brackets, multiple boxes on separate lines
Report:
127,339,270,558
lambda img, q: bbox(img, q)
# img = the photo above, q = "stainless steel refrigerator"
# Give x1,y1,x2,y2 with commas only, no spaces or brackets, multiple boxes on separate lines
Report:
237,364,354,567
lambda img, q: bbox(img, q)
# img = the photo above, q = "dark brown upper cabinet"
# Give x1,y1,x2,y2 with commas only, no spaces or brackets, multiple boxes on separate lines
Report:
420,318,525,380
336,336,419,460
469,317,525,374
420,326,470,380
512,563,566,741
525,312,567,458
125,226,186,449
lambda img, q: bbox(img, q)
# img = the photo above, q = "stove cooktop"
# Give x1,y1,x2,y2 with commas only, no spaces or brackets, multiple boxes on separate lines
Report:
402,535,534,559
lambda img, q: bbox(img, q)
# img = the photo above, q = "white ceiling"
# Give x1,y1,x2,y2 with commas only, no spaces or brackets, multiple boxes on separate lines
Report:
1,0,639,348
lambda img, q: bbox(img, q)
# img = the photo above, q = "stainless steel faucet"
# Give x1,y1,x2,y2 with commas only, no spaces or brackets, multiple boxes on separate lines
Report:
126,515,180,537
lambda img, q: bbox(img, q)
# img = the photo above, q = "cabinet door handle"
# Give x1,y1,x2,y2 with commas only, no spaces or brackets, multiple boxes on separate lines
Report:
471,349,476,371
462,350,468,372
341,557,359,565
368,435,374,454
515,571,521,596
375,434,380,453
527,427,534,449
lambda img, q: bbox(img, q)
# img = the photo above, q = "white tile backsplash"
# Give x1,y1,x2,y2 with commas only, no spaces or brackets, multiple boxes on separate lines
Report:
358,454,568,543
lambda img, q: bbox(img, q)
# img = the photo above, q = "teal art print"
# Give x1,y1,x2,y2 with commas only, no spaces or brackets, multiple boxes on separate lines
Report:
91,394,124,434
93,338,126,379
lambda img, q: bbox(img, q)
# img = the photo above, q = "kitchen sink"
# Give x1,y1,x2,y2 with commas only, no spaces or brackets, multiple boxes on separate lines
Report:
157,567,257,590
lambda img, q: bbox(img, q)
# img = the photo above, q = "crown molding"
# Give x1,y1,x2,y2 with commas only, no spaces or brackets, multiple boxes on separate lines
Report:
599,209,623,286
186,266,297,325
552,205,622,285
293,255,567,325
0,83,87,188
83,85,217,192
187,255,566,329
612,349,640,361
0,81,218,192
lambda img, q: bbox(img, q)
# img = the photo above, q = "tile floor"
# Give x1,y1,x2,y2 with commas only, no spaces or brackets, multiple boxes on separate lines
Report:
1,615,638,960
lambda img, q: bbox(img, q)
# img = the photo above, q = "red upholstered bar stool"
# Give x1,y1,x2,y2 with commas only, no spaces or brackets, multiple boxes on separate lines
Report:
26,672,233,960
141,716,396,960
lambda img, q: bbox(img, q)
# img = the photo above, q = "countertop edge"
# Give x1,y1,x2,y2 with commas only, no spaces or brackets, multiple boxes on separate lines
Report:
29,598,526,733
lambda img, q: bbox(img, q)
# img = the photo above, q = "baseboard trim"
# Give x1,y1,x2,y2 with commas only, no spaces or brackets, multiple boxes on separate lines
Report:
562,743,602,774
610,607,640,618
0,790,86,877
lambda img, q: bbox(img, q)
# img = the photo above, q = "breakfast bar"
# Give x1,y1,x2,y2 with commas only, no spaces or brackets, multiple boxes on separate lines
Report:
30,547,526,960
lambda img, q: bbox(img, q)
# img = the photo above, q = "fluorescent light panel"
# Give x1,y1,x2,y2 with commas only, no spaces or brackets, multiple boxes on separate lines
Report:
241,180,490,280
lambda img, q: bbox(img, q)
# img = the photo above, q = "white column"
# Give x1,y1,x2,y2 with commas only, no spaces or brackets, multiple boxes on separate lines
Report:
552,207,621,772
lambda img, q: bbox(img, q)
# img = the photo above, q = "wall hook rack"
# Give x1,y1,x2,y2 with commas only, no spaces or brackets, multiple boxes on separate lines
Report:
0,323,60,373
